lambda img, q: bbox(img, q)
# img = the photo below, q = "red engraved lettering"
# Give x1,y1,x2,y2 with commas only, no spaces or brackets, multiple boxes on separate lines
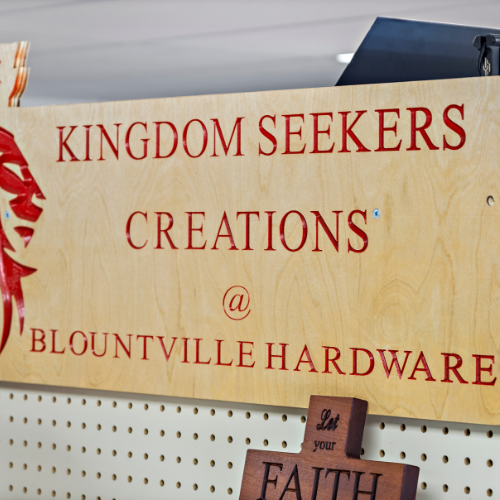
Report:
83,125,92,161
182,119,208,158
186,212,206,250
154,121,178,158
377,349,411,379
347,210,368,253
237,212,259,250
375,109,401,152
406,108,438,151
280,211,308,252
441,353,468,384
97,124,121,160
264,211,276,251
293,344,318,372
194,338,211,364
125,122,149,160
156,336,177,361
182,337,189,363
266,343,288,370
211,117,244,157
212,211,238,250
310,113,334,154
50,329,65,354
472,355,497,386
113,333,132,359
126,211,148,249
322,346,345,374
339,111,370,153
90,332,108,358
311,211,341,252
443,104,466,150
258,115,277,156
137,335,154,360
155,212,178,249
237,341,255,368
30,328,46,352
283,114,306,154
70,331,88,356
57,126,80,162
350,348,374,376
408,351,436,381
215,339,233,366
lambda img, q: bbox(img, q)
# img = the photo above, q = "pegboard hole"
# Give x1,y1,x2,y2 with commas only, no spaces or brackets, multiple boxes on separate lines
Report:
246,438,251,445
421,454,427,461
282,441,287,448
144,404,149,410
228,410,233,417
176,406,181,413
464,487,470,494
487,459,493,467
193,407,198,414
81,399,86,405
176,457,181,463
160,430,165,436
193,484,198,491
464,428,471,436
193,458,198,465
228,462,233,469
210,434,215,441
301,416,306,423
160,405,165,412
97,472,101,479
379,450,385,457
112,450,117,456
228,488,233,495
487,195,495,206
360,448,364,456
465,457,471,465
176,431,181,438
160,480,164,486
144,428,148,435
282,414,288,422
97,400,101,406
144,478,148,484
443,427,449,435
128,452,132,458
379,422,385,430
400,424,406,431
81,447,86,453
246,412,251,419
487,489,493,497
487,430,494,438
263,413,268,420
193,433,198,440
144,453,148,460
443,455,449,463
67,398,71,404
128,403,133,409
400,452,406,459
210,460,215,467
160,455,165,462
228,436,233,443
127,476,132,483
176,482,181,489
443,484,449,492
210,409,215,416
264,439,269,446
211,486,215,493
421,425,427,433
67,445,71,451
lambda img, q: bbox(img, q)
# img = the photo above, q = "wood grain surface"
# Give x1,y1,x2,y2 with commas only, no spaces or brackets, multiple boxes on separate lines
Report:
239,396,419,500
0,42,498,424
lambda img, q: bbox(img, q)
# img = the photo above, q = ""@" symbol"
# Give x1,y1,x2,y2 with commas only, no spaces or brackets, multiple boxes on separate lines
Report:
223,286,251,321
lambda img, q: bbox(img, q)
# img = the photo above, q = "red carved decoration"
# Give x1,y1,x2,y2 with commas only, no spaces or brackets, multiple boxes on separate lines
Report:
0,127,44,354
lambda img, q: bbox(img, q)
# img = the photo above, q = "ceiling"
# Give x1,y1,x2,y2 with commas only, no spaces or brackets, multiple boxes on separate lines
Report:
0,0,499,106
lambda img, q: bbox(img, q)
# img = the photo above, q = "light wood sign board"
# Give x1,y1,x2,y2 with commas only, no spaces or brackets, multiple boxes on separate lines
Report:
0,42,498,425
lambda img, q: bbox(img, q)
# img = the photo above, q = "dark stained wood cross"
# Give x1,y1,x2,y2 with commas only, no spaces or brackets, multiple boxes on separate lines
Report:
239,396,419,500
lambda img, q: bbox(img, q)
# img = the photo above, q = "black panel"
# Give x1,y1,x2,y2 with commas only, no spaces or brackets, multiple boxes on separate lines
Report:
336,17,500,86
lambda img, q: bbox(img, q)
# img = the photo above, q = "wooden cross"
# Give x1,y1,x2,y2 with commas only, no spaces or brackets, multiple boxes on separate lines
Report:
239,396,419,500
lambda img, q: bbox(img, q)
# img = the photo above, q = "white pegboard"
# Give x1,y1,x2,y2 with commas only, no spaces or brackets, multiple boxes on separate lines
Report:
0,381,498,500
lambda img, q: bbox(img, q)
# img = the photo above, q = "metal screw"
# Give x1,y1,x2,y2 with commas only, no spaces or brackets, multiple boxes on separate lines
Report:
372,208,381,219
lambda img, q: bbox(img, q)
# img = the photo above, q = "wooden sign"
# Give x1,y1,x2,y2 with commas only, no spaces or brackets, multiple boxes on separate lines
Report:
239,396,419,500
0,41,499,424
